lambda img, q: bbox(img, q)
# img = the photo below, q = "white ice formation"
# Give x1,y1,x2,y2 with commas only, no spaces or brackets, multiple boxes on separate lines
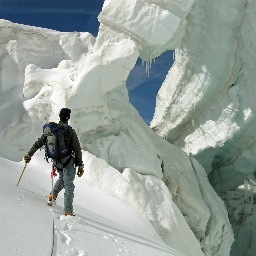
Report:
150,0,256,254
1,0,249,254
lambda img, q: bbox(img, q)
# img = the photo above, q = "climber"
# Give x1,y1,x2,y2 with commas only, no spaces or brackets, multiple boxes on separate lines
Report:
23,108,84,216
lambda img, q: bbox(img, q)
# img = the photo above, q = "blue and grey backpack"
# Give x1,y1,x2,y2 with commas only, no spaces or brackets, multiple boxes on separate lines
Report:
43,122,73,168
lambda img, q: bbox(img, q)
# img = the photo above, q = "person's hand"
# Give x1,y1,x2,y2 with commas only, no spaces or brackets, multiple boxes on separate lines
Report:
24,154,31,163
77,165,84,177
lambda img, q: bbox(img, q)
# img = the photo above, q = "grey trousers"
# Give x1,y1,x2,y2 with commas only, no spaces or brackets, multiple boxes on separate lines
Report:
52,160,76,213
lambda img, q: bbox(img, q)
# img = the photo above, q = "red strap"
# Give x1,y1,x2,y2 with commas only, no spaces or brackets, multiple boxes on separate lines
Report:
51,165,57,178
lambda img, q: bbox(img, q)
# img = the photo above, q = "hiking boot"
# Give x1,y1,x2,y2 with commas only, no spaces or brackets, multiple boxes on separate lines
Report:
64,212,75,216
48,193,57,201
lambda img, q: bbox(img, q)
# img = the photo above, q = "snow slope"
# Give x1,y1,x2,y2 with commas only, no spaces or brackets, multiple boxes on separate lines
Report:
2,153,181,256
0,0,236,254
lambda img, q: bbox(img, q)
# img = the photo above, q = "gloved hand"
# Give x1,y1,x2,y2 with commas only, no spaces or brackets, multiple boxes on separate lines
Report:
24,154,31,163
77,165,84,177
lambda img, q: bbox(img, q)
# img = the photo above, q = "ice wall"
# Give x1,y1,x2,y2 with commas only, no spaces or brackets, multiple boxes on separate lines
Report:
81,151,203,256
151,0,256,191
0,0,235,254
68,22,234,249
0,19,95,159
151,0,256,254
98,0,193,61
223,185,256,256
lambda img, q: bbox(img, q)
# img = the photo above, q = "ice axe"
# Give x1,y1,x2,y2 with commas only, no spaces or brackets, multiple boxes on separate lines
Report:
17,163,28,187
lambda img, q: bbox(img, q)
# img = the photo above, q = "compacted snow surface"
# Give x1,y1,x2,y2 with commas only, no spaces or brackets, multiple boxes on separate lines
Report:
1,153,178,256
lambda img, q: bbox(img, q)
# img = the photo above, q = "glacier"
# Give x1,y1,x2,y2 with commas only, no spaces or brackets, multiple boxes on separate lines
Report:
1,0,254,254
151,0,256,255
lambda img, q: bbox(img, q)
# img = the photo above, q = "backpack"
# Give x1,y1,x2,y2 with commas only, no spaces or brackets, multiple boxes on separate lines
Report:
43,122,73,166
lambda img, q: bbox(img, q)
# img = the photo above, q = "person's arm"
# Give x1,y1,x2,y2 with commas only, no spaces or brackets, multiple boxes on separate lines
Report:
27,134,46,157
71,129,83,166
24,134,46,163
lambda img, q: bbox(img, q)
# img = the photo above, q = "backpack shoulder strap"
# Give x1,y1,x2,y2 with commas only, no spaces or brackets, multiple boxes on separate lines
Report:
43,122,58,135
43,122,58,129
55,123,72,140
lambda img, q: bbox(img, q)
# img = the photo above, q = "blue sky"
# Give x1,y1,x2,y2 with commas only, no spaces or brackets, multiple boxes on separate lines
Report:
0,0,173,125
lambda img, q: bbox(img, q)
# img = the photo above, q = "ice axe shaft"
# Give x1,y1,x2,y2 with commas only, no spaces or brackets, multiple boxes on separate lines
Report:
17,163,28,187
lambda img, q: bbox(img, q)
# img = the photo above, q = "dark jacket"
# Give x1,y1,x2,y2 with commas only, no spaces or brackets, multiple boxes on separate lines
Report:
28,121,83,166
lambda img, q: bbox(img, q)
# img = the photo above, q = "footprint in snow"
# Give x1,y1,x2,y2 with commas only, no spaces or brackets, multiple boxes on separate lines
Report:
57,229,72,245
76,249,87,256
103,234,136,255
118,248,134,255
63,222,73,231
109,234,119,242
65,248,88,256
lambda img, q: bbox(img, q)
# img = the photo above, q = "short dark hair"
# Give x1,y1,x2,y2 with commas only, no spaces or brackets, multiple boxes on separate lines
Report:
59,108,71,121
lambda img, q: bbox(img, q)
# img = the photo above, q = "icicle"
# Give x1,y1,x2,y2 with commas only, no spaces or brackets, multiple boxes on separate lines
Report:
146,61,150,78
142,59,155,78
145,60,154,78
